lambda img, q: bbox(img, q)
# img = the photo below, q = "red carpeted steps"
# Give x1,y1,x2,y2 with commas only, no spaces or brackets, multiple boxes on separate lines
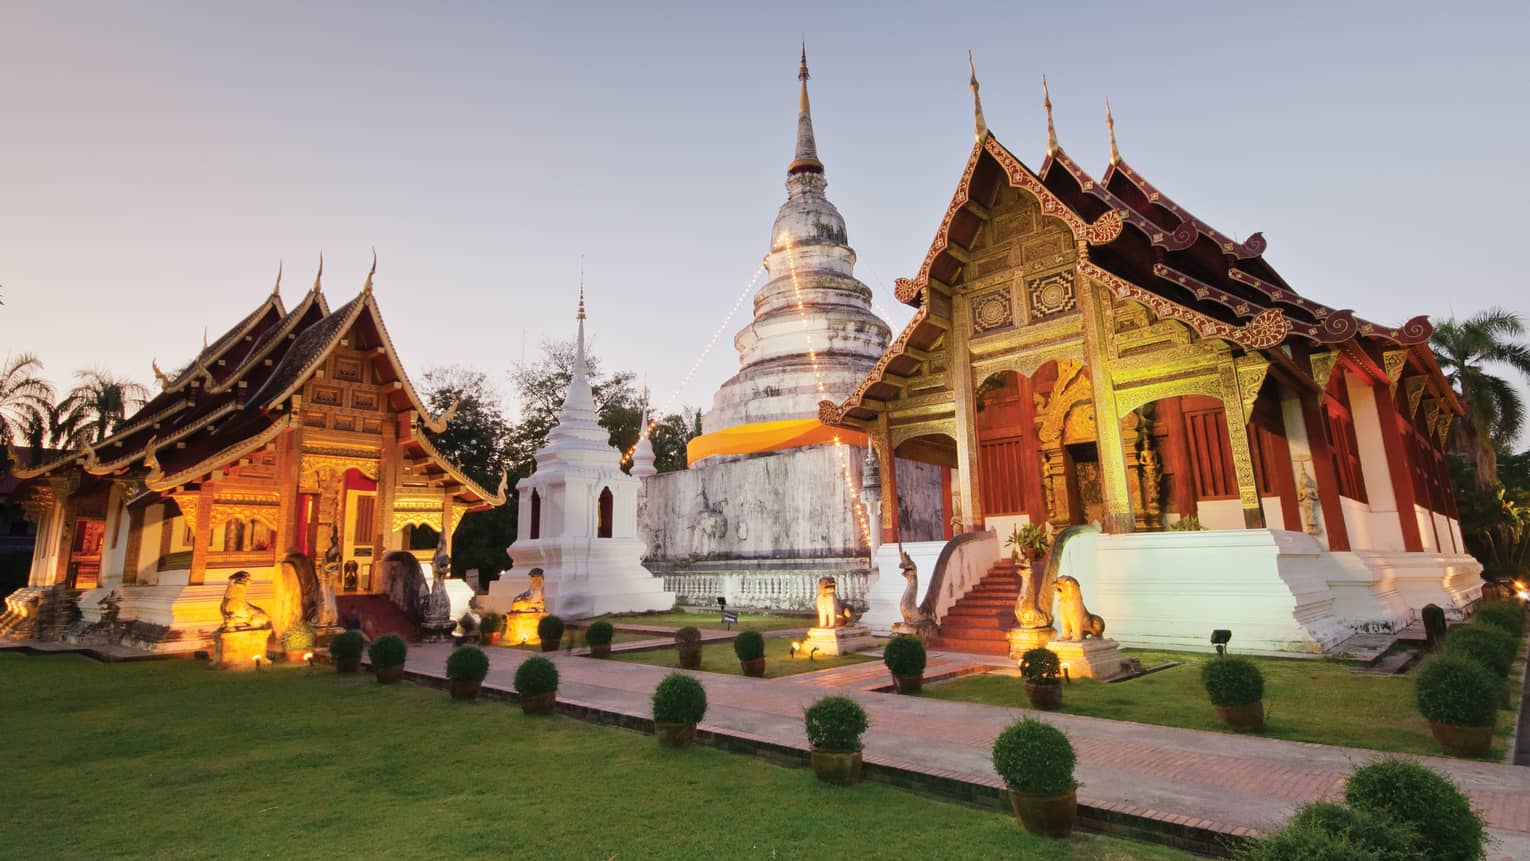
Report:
928,560,1020,655
334,594,419,642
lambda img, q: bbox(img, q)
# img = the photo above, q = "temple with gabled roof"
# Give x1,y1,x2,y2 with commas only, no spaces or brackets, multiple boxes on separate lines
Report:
825,67,1480,654
0,258,505,651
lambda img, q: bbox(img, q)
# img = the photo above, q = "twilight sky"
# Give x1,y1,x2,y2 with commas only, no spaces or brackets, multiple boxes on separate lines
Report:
2,1,1526,424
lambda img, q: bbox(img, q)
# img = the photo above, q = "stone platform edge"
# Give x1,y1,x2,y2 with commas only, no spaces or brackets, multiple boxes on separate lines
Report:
401,667,1252,858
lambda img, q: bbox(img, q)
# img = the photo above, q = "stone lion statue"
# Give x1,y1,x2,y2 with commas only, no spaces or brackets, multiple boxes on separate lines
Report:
815,576,855,629
1055,575,1105,640
511,569,546,613
219,571,270,631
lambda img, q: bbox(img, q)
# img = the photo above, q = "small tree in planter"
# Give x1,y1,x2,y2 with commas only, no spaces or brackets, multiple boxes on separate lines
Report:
1415,654,1499,757
675,626,703,669
479,612,504,645
803,695,868,785
1443,623,1517,679
1005,524,1051,562
537,615,565,652
991,717,1078,838
280,621,316,662
733,629,766,676
882,635,927,693
585,621,615,658
1202,656,1264,731
446,645,490,700
651,672,708,747
368,634,409,684
1345,758,1486,861
329,629,365,673
514,656,559,714
1020,647,1062,710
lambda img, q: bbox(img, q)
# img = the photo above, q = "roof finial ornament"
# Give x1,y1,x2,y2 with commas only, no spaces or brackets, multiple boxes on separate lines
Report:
362,247,376,295
1106,97,1120,164
968,51,987,143
272,260,283,298
577,255,586,321
202,326,209,350
151,358,173,388
1043,75,1058,156
312,253,324,294
787,42,824,176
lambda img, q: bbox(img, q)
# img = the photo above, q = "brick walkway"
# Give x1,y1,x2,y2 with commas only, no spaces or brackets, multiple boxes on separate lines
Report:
404,642,1530,858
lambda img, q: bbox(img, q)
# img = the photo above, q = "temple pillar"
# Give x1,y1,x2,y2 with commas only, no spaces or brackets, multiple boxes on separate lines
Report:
47,477,78,587
374,416,400,558
274,423,304,555
188,482,214,585
1077,268,1133,532
1371,377,1425,552
1225,358,1270,529
948,294,983,531
874,416,900,544
1296,392,1352,551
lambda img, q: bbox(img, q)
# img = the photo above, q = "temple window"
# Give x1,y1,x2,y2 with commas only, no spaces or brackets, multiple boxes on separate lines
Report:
597,487,614,538
1182,400,1238,500
529,489,541,539
1322,382,1368,503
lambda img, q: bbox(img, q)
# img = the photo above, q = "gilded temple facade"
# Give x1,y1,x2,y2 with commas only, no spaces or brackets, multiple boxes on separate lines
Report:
0,263,504,651
828,80,1481,653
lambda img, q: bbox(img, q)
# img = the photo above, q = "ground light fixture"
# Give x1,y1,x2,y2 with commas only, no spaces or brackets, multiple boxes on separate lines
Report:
789,641,801,659
1210,629,1232,657
252,654,266,671
1061,662,1071,683
303,652,315,670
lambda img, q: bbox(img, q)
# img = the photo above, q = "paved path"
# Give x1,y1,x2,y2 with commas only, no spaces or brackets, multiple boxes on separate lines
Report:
406,642,1530,858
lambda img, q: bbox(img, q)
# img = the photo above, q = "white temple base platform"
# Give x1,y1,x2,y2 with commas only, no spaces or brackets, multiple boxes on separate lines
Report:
1048,638,1130,681
804,625,876,657
485,539,675,620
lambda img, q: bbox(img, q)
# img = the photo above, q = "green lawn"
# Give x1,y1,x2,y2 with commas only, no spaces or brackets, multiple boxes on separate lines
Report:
922,648,1522,759
589,610,811,632
0,653,1189,861
612,634,874,678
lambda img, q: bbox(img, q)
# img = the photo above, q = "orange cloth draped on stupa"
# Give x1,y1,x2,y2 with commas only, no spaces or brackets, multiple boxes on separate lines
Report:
686,419,868,466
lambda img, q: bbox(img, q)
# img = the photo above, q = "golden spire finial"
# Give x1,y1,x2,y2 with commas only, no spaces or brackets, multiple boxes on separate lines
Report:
1043,75,1058,155
271,260,283,298
202,326,208,350
362,248,376,295
312,253,324,293
788,42,824,176
1106,97,1120,164
576,255,586,321
968,51,987,143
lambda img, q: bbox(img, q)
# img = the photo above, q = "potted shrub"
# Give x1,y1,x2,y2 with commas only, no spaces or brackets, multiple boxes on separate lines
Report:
1005,523,1051,562
1443,623,1517,679
480,612,504,645
584,621,615,658
733,629,766,677
882,635,926,693
281,621,316,663
537,615,565,652
445,645,490,701
1345,757,1486,861
329,629,365,674
1415,654,1499,757
675,626,703,669
1020,647,1062,710
1474,600,1525,640
991,717,1078,838
368,633,409,684
1202,656,1264,731
514,656,559,714
651,672,708,747
803,695,868,785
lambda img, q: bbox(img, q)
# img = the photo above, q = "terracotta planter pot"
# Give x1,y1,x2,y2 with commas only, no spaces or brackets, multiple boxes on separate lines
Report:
589,643,612,659
540,639,561,653
284,650,309,663
1025,681,1062,710
892,673,924,694
678,646,702,669
740,657,767,677
335,656,362,674
1430,720,1494,757
1214,700,1265,732
450,678,483,701
486,632,502,645
1008,787,1078,838
375,664,405,684
655,721,697,748
521,690,557,715
809,749,863,785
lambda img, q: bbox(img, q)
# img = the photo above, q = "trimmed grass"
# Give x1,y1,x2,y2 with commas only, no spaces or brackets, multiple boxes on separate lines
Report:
612,634,874,678
589,610,811,632
0,653,1189,861
922,648,1522,760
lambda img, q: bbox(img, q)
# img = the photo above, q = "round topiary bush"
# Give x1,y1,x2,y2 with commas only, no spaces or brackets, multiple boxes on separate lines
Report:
1443,623,1516,678
883,635,927,677
1202,657,1264,707
1235,802,1423,861
732,629,765,661
1415,654,1499,727
446,645,490,681
1473,601,1524,640
1344,758,1486,861
514,656,559,697
367,633,408,668
1019,647,1060,684
803,695,868,753
480,612,503,636
651,672,708,724
329,629,365,661
585,621,615,647
281,621,316,651
537,614,565,646
991,717,1076,796
675,626,702,646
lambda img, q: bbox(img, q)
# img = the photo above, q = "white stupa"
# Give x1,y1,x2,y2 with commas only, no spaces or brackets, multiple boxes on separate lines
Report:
487,291,674,618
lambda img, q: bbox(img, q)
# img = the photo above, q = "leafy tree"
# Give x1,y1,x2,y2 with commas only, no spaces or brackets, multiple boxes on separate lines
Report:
647,406,703,473
54,369,149,448
1432,307,1530,488
506,338,641,473
419,365,515,583
0,354,54,466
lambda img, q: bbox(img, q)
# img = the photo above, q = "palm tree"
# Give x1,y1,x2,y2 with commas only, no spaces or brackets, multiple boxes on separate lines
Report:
1431,307,1530,488
0,353,55,466
57,370,150,447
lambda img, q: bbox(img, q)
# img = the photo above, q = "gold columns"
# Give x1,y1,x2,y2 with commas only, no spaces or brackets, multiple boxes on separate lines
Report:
948,293,983,530
1224,357,1269,529
1076,257,1133,532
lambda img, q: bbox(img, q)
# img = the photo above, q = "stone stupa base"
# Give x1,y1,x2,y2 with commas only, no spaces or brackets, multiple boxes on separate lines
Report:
1007,626,1056,659
1047,638,1130,681
505,611,547,647
804,625,876,657
211,628,271,670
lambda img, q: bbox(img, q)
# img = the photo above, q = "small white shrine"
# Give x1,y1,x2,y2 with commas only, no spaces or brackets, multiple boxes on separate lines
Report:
486,293,674,618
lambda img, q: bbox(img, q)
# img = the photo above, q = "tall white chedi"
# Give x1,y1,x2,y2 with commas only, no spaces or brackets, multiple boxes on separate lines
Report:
487,293,674,618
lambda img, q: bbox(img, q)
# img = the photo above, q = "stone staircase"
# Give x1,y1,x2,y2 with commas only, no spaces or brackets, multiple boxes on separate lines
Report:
0,586,81,641
928,560,1019,656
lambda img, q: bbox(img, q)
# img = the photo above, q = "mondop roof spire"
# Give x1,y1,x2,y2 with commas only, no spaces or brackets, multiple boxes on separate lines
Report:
968,51,987,143
1043,74,1058,156
788,44,824,175
1106,97,1121,164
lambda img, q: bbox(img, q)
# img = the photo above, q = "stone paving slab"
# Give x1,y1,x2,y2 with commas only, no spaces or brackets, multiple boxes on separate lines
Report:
403,642,1530,859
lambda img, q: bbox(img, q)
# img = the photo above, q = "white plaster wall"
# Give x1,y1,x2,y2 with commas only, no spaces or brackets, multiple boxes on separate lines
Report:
863,540,946,635
1197,499,1245,531
1415,504,1438,552
1433,512,1458,554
